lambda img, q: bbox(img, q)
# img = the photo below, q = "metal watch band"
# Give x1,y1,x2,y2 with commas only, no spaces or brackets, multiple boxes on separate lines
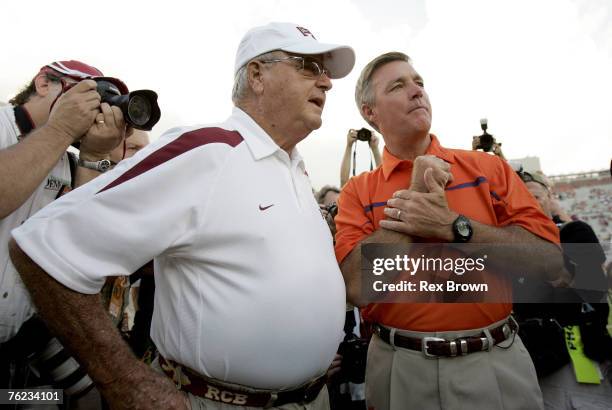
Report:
77,158,113,173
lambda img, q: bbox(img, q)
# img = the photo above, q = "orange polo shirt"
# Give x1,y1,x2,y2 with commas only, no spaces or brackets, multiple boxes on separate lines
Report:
334,135,559,331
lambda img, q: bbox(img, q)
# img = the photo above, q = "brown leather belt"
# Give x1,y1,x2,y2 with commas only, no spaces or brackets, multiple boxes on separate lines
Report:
374,319,517,358
158,355,326,408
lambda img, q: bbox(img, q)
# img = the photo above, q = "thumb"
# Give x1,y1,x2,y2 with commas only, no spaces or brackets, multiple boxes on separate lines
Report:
424,167,445,194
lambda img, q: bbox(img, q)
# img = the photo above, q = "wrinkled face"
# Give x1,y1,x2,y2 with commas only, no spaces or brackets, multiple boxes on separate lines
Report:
526,181,552,217
109,129,150,163
365,60,432,140
259,52,332,141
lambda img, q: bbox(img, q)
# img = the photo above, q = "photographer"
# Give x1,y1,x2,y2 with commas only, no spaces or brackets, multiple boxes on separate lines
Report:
0,61,127,404
340,128,382,187
472,119,506,160
327,308,368,410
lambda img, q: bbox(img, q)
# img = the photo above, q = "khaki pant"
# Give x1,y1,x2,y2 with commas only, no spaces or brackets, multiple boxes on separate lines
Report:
366,318,544,410
151,358,330,410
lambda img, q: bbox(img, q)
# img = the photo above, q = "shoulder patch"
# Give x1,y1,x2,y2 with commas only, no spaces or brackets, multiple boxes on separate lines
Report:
98,127,243,194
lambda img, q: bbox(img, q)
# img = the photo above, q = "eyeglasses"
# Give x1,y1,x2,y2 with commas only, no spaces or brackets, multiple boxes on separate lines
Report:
259,56,330,78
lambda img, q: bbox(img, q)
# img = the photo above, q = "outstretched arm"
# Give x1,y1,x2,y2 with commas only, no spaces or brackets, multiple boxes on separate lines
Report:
340,129,358,187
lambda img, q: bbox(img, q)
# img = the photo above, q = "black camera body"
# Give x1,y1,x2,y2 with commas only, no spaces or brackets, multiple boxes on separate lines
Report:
336,334,369,384
94,78,161,131
474,118,497,152
325,202,338,219
476,133,495,152
356,128,372,142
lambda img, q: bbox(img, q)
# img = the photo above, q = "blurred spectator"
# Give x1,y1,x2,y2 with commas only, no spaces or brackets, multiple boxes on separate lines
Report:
515,169,612,409
316,185,340,240
316,185,366,410
317,184,340,207
101,130,153,361
340,128,382,187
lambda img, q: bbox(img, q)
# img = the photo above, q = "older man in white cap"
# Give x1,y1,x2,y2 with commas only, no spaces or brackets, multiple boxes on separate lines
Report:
10,22,355,409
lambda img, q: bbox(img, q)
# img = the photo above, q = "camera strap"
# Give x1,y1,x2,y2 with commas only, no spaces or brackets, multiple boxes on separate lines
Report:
351,144,374,177
352,144,357,176
344,309,357,337
13,105,35,138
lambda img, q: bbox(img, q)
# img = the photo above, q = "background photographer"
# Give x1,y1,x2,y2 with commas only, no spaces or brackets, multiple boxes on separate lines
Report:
472,118,506,160
315,185,367,410
0,60,127,404
340,128,382,187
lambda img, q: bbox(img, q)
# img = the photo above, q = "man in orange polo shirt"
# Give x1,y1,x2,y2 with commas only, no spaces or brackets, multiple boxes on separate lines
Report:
334,52,566,410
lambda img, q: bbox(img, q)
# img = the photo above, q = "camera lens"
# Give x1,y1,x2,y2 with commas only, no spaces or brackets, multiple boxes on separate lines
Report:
127,95,152,127
357,128,372,142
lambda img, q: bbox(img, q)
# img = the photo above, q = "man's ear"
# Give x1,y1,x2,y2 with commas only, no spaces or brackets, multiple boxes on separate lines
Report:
33,74,55,98
362,103,377,127
247,61,265,95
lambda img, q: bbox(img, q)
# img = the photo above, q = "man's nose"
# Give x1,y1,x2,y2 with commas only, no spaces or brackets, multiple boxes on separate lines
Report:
316,72,333,91
408,82,423,100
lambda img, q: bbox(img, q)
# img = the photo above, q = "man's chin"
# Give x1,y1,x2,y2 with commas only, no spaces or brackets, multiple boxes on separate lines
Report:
306,116,323,131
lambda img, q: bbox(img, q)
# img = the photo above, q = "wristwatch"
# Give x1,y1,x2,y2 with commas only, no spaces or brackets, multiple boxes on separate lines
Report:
452,214,473,243
77,158,113,173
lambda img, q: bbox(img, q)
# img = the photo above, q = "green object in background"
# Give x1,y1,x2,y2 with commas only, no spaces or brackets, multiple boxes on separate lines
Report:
564,326,601,384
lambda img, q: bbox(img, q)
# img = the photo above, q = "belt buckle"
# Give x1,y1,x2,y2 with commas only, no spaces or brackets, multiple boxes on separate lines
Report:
421,336,445,358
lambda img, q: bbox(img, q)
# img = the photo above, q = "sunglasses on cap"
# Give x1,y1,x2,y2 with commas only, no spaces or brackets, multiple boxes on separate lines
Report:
517,170,549,189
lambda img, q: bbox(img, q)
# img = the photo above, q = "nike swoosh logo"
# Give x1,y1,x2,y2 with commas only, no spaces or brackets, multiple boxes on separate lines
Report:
259,204,274,211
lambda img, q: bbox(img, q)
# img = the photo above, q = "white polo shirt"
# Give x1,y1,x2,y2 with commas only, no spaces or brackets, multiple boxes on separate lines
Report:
13,107,346,389
0,105,71,343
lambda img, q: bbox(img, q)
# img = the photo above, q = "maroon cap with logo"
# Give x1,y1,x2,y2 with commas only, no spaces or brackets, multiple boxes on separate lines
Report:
39,60,128,94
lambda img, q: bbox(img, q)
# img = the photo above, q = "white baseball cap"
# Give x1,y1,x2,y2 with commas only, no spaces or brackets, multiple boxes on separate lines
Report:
234,22,355,79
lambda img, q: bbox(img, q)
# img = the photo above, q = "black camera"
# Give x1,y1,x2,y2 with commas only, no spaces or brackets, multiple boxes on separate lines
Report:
474,118,496,152
336,334,369,384
94,78,161,131
356,128,372,142
325,202,338,219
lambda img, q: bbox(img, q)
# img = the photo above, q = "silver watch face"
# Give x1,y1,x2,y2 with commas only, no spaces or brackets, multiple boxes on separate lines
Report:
457,220,470,237
98,160,112,172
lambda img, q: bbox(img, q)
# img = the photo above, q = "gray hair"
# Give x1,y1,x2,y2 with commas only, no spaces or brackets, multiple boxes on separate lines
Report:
354,52,411,131
232,50,285,105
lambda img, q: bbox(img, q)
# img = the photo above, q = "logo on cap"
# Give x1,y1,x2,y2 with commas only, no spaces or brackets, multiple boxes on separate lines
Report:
296,26,316,40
